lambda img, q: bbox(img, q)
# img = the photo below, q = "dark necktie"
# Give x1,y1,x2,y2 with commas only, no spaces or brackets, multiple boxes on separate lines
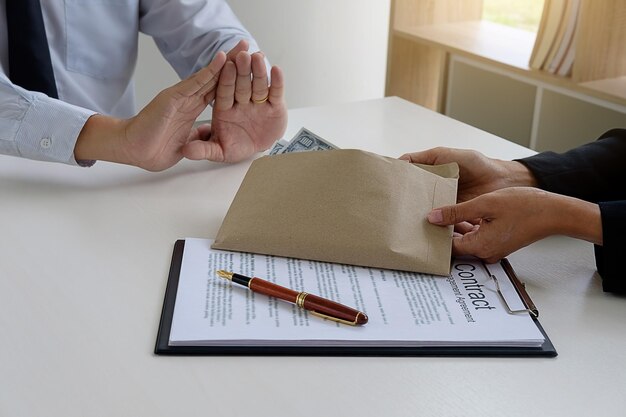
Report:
6,0,58,98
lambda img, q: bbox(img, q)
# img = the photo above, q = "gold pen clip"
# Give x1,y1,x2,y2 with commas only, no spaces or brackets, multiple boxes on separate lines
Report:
309,310,361,326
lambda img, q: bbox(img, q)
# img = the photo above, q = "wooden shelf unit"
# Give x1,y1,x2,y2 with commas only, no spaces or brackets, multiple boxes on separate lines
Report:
386,0,626,152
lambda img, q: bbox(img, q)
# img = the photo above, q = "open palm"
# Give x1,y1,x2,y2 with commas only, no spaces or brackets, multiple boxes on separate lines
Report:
183,51,287,163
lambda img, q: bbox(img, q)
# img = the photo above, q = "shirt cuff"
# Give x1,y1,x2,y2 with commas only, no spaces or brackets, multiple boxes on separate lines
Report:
15,95,96,166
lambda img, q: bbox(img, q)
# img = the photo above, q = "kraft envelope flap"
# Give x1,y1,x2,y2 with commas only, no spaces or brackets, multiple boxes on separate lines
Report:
212,149,458,276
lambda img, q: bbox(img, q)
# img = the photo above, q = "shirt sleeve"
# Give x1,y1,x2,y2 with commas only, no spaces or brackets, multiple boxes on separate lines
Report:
0,75,96,166
517,129,626,294
138,0,265,79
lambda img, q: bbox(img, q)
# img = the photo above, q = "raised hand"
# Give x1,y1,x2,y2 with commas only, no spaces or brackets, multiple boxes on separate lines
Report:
75,51,228,171
182,50,288,163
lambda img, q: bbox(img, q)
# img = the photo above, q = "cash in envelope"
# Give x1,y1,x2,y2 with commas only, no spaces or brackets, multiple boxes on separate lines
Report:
213,143,458,276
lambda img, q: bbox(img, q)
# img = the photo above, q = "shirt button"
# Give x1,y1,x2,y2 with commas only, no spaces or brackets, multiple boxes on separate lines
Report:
40,137,52,149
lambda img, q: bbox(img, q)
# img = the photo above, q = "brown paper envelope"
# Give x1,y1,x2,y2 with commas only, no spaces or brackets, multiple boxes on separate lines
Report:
212,149,458,275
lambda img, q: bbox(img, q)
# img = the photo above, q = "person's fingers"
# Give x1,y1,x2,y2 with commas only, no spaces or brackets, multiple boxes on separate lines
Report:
183,123,224,161
214,61,236,111
251,52,269,103
268,66,285,106
177,51,226,97
452,230,505,264
182,139,224,162
398,147,451,164
234,51,252,104
454,221,478,235
225,39,249,62
185,123,212,143
398,152,418,162
428,200,487,227
451,232,481,258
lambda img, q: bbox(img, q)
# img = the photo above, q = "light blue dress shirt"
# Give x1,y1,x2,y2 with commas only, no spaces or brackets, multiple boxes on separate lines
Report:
0,0,261,165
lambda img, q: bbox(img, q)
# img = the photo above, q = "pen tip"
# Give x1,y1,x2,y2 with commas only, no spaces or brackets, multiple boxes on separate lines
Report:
216,270,233,280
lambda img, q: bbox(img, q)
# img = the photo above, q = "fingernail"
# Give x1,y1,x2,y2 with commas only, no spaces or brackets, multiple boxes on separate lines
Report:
428,209,443,224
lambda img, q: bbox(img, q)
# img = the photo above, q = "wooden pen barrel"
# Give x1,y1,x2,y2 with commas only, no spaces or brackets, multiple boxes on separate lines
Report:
249,277,300,302
248,277,368,325
302,293,368,325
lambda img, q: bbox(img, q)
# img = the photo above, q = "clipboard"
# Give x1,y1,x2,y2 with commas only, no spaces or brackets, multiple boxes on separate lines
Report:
155,240,557,357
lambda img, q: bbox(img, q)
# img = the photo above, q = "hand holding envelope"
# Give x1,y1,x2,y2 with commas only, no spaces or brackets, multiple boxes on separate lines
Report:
212,143,459,276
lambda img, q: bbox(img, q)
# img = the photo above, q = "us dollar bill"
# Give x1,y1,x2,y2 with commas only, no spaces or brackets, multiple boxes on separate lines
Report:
268,139,288,155
270,127,339,155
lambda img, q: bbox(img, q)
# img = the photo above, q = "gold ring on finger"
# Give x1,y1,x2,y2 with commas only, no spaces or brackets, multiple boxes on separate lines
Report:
252,95,269,104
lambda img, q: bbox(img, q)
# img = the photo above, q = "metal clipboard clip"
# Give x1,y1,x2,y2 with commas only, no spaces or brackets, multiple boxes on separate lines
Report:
482,259,539,318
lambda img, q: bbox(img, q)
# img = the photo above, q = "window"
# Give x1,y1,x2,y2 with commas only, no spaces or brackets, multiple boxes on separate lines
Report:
482,0,544,32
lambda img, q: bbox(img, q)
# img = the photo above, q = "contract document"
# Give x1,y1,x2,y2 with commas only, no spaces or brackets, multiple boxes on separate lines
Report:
165,239,546,349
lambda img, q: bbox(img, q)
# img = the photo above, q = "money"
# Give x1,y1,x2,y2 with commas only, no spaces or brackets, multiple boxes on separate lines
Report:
269,128,339,155
268,139,288,155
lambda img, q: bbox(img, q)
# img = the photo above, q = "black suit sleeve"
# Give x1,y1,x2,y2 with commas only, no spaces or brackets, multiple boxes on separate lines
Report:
517,129,626,294
595,201,626,293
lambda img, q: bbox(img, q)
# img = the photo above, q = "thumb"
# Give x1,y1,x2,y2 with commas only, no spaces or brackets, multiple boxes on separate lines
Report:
427,200,486,226
182,140,225,162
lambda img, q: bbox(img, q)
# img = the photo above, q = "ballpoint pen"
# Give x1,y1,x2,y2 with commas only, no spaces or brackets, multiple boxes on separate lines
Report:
216,270,368,326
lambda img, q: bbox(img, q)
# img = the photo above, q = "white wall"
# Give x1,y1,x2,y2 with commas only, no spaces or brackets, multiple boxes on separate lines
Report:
134,0,390,118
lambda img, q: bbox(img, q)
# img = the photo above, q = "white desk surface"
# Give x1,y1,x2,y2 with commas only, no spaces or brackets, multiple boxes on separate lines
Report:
1,97,624,417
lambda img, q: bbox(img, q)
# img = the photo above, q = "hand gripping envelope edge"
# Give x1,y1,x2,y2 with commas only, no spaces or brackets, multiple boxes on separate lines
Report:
212,149,459,276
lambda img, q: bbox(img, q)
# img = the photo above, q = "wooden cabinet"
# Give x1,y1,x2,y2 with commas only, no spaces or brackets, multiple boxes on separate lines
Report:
386,0,482,111
386,0,626,152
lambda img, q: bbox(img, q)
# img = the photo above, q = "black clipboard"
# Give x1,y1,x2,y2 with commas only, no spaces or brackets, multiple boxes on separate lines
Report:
155,240,557,357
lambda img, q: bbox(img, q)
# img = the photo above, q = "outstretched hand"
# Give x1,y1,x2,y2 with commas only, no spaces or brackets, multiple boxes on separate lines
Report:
427,187,602,263
74,40,287,170
118,53,231,171
399,147,537,202
75,50,228,171
182,50,288,163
